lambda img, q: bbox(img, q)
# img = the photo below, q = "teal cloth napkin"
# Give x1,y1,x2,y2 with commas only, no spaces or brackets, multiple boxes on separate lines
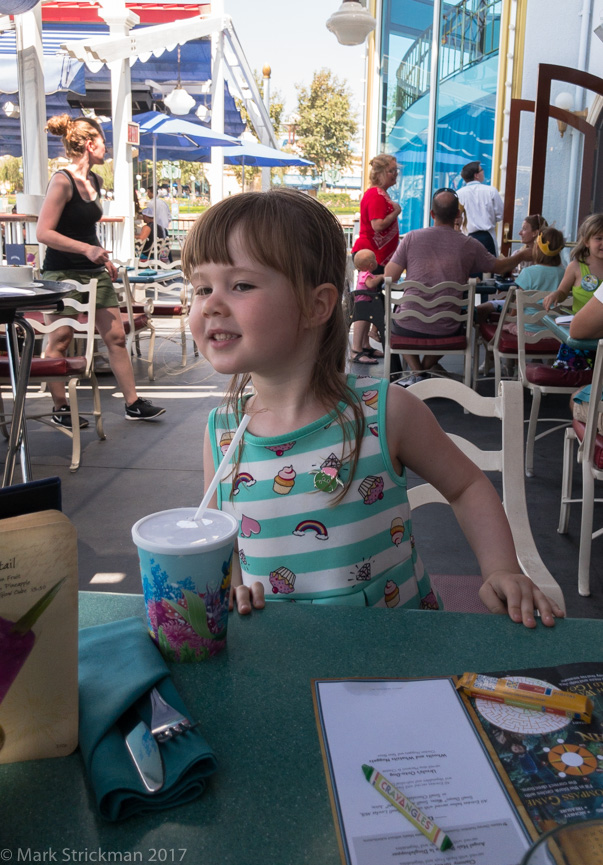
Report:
79,617,218,821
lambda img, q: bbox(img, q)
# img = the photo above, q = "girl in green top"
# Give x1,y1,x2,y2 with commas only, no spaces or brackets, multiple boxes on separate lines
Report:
182,189,563,627
544,214,603,370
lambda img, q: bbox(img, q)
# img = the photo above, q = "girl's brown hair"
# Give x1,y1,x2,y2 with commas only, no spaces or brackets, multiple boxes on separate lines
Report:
45,114,104,158
524,214,548,234
182,189,365,501
572,213,603,263
532,226,564,267
368,153,396,188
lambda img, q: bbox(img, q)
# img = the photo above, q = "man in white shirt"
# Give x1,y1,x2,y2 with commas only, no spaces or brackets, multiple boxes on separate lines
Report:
145,185,171,234
457,161,503,255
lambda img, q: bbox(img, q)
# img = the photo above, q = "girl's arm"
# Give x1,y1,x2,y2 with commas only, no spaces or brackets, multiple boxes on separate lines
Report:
203,425,265,615
570,292,603,339
365,273,385,291
386,386,565,627
543,261,578,311
37,173,111,268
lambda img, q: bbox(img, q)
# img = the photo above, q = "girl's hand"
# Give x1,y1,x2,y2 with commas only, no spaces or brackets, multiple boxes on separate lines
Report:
543,290,561,311
86,244,110,267
479,572,565,627
229,581,265,615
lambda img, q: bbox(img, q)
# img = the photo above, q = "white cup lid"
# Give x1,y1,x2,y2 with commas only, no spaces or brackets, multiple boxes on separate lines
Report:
132,507,238,555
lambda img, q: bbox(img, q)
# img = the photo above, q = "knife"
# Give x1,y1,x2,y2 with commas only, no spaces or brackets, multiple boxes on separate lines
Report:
121,710,164,794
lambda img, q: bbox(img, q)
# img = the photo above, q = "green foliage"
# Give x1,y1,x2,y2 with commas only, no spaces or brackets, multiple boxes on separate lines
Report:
91,161,114,191
232,69,286,187
317,192,354,208
295,69,358,184
0,156,23,192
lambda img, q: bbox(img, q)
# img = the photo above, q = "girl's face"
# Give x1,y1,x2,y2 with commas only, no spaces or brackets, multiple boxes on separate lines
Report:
519,221,537,246
189,229,310,379
585,230,603,260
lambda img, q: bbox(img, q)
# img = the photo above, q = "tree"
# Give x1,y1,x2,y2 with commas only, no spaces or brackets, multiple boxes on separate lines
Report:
0,156,23,192
233,69,286,189
295,69,358,188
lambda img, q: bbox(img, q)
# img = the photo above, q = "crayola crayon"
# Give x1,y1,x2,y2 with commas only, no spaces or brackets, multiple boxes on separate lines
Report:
362,764,453,851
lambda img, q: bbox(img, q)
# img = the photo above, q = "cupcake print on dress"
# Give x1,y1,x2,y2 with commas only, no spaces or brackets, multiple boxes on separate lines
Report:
265,442,295,457
384,580,400,608
358,475,384,505
269,566,296,594
273,466,296,495
361,389,379,411
390,517,405,546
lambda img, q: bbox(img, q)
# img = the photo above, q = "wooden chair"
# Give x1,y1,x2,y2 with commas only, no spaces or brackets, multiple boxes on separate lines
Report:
407,376,565,613
557,338,603,597
0,278,105,473
515,290,593,477
117,267,157,380
384,277,476,387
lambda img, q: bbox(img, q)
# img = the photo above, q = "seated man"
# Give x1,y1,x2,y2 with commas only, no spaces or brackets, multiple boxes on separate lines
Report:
384,189,531,381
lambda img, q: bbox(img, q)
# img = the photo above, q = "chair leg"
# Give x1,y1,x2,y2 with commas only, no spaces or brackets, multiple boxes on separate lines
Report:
180,316,187,367
493,351,502,394
147,323,156,382
525,387,542,477
577,463,595,597
0,389,9,440
90,372,106,442
558,428,576,534
67,378,82,473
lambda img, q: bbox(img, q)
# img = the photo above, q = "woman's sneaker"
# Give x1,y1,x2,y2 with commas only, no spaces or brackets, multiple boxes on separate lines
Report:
125,398,166,421
51,405,89,430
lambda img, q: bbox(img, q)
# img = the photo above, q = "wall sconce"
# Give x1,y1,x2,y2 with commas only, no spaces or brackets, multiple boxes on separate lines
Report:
554,91,588,137
326,0,376,46
164,45,195,116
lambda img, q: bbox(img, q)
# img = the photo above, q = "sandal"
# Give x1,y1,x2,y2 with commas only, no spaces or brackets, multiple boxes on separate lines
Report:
351,350,378,365
364,347,384,359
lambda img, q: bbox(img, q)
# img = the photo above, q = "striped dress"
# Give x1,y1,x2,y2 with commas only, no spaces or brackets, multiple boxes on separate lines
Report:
208,374,438,609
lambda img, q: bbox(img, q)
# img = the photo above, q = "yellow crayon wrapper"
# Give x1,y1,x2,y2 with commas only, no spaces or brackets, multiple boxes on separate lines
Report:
362,764,453,851
457,673,593,723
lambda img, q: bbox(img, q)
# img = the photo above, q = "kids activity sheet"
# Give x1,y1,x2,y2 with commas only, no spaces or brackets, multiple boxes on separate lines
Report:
314,666,603,865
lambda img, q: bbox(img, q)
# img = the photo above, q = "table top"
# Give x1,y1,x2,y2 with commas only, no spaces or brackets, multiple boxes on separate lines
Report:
2,595,602,862
126,268,183,284
0,279,70,314
542,314,600,351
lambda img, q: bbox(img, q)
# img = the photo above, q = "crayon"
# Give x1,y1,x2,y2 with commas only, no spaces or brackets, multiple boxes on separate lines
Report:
362,764,453,851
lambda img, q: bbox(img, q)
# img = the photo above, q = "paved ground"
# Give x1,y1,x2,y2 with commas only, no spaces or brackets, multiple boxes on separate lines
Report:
10,326,603,620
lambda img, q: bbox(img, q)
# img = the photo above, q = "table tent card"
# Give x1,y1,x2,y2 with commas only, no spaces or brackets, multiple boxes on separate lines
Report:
0,510,78,763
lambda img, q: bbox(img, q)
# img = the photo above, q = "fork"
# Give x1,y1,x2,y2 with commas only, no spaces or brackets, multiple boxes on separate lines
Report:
149,688,197,742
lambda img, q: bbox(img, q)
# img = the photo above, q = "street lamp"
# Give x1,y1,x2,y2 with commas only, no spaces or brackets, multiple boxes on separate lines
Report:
326,0,376,46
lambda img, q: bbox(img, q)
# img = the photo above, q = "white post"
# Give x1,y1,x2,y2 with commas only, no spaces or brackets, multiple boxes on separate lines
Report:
423,0,442,228
99,0,139,263
14,6,48,242
261,65,271,191
209,24,225,204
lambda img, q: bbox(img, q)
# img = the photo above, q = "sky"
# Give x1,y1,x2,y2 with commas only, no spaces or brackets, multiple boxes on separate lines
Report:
223,0,367,124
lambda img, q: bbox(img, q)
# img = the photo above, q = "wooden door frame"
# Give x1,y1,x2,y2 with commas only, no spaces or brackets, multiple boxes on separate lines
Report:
502,64,601,253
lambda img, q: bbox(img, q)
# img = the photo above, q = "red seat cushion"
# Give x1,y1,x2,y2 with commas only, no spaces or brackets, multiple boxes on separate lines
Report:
391,334,467,350
143,305,184,316
120,312,150,334
479,322,559,354
572,420,603,470
526,363,593,388
0,357,86,377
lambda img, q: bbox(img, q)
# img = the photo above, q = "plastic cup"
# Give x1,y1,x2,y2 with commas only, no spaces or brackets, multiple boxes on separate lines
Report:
132,507,238,662
519,818,603,864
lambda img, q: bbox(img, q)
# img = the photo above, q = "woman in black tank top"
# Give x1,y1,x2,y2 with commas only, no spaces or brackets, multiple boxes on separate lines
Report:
37,115,165,425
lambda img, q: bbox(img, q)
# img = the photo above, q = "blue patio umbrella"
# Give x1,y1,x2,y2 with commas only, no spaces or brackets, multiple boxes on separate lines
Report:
188,140,314,191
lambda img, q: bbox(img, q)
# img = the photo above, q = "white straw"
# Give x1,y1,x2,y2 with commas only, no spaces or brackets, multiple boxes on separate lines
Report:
194,413,251,522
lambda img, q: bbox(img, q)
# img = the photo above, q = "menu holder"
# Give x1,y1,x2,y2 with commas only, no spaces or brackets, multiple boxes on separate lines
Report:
0,509,78,764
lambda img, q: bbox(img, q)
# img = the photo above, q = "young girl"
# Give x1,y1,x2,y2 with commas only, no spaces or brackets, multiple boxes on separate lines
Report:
183,189,563,628
544,214,603,370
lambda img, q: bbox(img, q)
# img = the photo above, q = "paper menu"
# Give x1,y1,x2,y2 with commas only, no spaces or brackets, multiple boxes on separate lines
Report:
314,678,533,865
0,510,78,764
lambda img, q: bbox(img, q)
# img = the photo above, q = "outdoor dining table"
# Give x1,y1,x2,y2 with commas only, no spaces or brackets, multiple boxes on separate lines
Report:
2,592,602,863
125,267,183,284
0,279,72,486
542,313,600,352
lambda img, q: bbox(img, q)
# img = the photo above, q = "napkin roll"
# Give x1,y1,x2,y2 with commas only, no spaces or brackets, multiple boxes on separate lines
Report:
79,616,217,821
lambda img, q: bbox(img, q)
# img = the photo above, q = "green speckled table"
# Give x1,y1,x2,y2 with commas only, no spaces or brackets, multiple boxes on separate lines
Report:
2,593,603,865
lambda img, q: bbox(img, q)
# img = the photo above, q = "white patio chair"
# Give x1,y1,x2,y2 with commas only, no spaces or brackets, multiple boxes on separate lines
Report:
384,277,476,388
407,376,565,613
0,278,105,472
516,290,593,477
557,338,603,596
116,268,157,381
